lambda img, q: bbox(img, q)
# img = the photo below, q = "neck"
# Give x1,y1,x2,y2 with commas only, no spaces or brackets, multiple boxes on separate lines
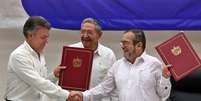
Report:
26,39,41,57
127,56,136,64
90,42,98,51
127,51,143,64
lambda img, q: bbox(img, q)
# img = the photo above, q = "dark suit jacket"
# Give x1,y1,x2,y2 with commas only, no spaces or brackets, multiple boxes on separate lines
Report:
167,68,201,101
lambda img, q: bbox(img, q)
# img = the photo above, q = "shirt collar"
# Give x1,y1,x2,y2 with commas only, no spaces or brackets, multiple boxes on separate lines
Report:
23,41,43,57
139,51,146,61
94,43,103,56
79,42,102,56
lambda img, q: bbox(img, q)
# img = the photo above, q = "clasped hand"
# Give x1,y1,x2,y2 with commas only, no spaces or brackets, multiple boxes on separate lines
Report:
67,91,83,101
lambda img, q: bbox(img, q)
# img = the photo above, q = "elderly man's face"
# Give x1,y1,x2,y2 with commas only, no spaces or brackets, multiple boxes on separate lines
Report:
80,22,100,50
120,32,139,61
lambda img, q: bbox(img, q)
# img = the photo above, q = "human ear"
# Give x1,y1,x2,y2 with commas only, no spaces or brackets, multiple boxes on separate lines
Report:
136,42,143,48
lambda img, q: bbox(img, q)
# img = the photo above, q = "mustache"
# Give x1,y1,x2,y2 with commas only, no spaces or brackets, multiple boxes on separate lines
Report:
81,37,91,41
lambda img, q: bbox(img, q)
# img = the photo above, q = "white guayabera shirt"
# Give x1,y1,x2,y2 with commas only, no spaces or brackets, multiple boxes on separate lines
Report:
71,42,118,101
5,41,69,101
84,52,171,101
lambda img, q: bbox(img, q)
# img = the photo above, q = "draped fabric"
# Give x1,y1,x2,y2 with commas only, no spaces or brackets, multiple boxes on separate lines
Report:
22,0,201,30
0,0,28,28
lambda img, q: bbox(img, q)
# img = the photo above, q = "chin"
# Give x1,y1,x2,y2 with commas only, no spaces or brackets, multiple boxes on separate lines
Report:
82,43,90,48
124,53,131,58
83,46,91,49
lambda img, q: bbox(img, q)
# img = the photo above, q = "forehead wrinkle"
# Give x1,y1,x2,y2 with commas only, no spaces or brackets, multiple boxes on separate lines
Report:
82,23,95,29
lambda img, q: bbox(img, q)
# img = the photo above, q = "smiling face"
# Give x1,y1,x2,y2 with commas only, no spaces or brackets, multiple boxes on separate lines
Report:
80,22,101,50
120,31,143,63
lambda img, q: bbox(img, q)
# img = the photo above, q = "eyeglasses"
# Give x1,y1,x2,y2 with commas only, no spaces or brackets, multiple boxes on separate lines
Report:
80,30,95,36
120,41,132,47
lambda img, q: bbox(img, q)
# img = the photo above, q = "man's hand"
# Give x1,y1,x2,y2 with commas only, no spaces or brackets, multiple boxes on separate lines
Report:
162,64,172,78
67,91,83,101
53,65,66,78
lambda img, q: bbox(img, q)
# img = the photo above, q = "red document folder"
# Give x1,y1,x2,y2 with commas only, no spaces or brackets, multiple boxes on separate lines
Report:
155,32,201,81
59,46,93,91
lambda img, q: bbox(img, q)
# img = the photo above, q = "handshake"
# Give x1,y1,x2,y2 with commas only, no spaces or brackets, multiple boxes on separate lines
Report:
67,91,83,101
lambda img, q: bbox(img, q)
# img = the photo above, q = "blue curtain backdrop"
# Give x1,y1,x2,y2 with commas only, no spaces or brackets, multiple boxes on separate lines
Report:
22,0,201,30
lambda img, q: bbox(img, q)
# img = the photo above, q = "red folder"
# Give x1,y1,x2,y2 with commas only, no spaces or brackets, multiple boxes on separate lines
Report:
59,46,93,91
155,32,201,81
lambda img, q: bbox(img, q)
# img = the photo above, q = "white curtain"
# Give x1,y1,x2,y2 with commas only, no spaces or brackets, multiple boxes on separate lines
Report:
0,0,28,28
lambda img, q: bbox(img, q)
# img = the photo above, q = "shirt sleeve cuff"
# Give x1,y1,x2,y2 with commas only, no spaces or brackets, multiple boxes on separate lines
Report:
48,72,58,83
59,90,70,101
161,76,170,82
160,76,171,89
82,91,90,101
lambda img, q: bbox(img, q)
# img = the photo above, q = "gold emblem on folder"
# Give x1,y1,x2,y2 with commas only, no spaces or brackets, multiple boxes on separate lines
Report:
171,46,182,56
72,57,82,68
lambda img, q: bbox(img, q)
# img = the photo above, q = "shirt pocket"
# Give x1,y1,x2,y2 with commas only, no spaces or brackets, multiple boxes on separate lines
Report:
97,58,111,75
139,70,156,90
33,60,47,78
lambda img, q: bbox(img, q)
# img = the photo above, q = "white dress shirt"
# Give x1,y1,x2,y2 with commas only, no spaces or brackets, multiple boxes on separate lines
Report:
84,52,171,101
5,41,69,101
70,42,117,101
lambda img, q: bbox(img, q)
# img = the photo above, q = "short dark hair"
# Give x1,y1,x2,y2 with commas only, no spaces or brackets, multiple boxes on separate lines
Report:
124,29,146,51
81,18,102,34
23,16,51,38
